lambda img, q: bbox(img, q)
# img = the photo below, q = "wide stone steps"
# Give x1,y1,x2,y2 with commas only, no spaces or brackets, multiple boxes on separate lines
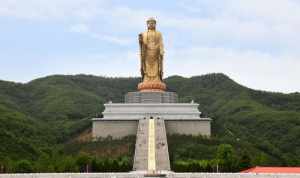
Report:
133,117,170,172
155,118,171,171
133,118,149,171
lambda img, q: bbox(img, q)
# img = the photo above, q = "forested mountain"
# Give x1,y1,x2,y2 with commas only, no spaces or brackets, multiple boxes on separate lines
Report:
0,73,299,172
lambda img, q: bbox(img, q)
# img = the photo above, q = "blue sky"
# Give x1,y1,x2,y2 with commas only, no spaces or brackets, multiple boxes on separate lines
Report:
0,0,300,93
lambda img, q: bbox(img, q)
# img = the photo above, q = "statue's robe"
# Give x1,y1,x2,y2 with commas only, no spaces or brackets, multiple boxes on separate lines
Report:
141,29,164,82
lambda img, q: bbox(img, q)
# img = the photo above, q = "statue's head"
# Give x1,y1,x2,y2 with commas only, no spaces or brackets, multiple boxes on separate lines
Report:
147,17,156,30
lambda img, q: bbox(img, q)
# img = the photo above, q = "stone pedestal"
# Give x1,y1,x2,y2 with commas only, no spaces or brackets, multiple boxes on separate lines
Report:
125,91,178,103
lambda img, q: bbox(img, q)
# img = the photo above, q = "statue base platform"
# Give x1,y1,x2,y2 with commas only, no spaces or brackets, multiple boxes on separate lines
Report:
125,91,178,103
138,81,166,92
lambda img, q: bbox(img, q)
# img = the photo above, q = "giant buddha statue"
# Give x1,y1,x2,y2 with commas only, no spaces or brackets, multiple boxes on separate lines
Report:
138,17,166,91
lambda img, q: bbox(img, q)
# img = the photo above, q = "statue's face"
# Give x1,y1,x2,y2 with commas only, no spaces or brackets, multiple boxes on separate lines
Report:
147,21,156,30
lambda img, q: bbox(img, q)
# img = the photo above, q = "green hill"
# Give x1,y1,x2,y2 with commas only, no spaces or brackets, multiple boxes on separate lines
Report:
0,73,299,172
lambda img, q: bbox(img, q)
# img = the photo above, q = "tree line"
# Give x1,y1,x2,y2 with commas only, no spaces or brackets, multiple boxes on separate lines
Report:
0,154,132,173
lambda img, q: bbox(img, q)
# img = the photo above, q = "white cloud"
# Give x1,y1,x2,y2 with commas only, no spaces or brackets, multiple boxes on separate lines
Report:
226,0,300,25
166,47,300,93
69,23,89,33
41,51,140,78
92,34,133,46
5,0,299,50
174,0,300,50
178,0,300,24
69,23,133,45
0,0,104,20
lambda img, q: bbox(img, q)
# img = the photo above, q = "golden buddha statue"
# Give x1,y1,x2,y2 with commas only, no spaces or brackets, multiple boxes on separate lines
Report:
138,17,166,92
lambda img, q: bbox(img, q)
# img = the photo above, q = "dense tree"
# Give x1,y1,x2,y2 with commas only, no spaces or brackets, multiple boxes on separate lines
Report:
238,151,252,171
76,153,92,172
215,144,238,172
14,160,33,173
0,73,300,172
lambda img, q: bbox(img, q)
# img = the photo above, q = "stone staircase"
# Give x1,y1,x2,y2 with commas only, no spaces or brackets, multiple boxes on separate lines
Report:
133,118,149,171
155,118,171,171
133,117,171,171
